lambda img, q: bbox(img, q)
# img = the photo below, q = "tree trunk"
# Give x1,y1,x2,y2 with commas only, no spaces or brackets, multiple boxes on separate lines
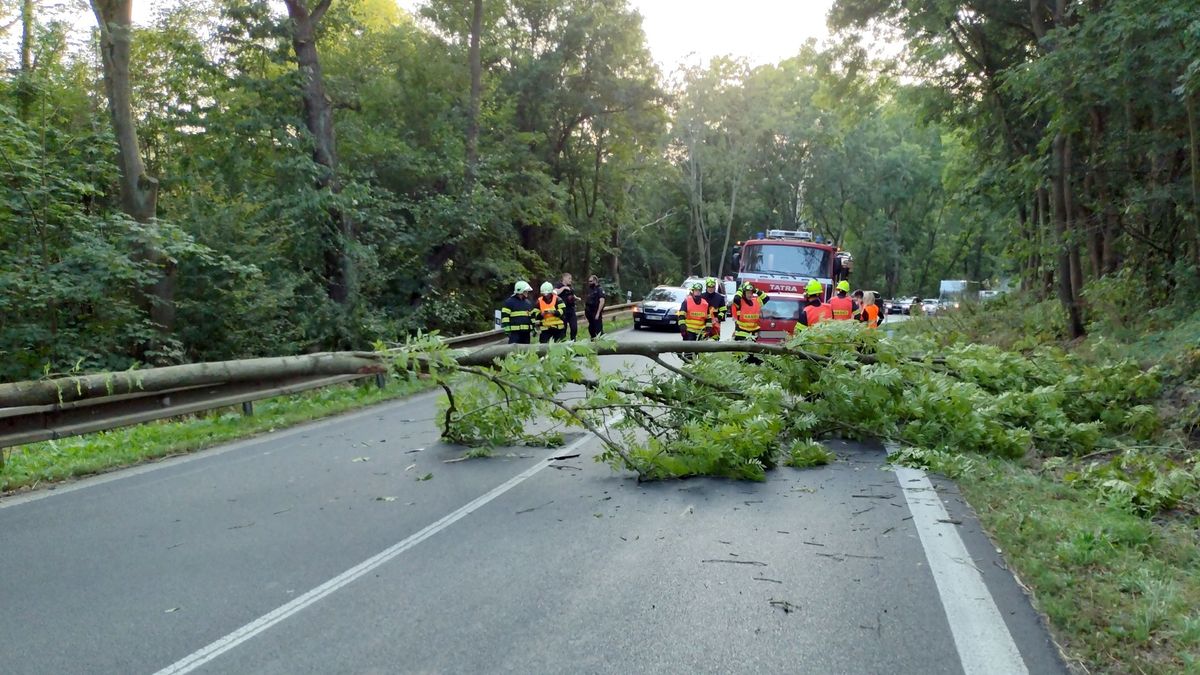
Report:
1188,91,1200,268
465,0,483,192
283,0,353,306
17,0,34,119
1063,135,1085,303
716,171,741,279
1052,134,1085,338
91,0,175,346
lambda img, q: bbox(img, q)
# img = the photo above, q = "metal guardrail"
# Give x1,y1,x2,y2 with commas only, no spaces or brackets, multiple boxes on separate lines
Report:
0,302,634,450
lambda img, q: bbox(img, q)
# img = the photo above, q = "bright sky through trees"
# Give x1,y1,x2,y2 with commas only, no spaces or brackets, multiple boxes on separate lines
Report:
396,0,836,68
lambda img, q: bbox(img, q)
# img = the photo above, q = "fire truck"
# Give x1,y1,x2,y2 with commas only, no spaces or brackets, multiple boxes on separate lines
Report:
730,229,853,343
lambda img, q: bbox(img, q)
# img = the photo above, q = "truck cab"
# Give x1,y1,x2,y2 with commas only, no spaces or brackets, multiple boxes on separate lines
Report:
731,229,852,342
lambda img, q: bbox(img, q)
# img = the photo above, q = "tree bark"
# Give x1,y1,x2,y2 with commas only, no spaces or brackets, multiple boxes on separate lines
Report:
716,170,742,279
91,0,175,344
283,0,353,306
465,0,483,192
1052,133,1085,338
1188,91,1200,268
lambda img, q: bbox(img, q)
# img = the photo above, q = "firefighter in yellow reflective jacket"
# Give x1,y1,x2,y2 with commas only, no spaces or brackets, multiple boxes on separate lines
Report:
535,281,567,343
500,281,535,344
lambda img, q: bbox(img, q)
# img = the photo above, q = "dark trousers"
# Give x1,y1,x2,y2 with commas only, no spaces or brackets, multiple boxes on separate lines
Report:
587,315,604,338
734,333,760,363
507,331,531,344
563,309,578,340
539,328,565,343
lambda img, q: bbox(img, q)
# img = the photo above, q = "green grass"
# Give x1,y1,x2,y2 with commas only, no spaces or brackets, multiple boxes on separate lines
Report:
0,376,431,494
955,456,1200,674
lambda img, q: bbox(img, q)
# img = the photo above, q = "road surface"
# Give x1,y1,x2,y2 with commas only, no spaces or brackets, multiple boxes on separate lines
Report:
0,323,1064,674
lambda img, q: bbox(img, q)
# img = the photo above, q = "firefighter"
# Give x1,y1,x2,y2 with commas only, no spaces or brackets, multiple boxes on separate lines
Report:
535,281,567,343
702,277,727,340
799,279,832,328
829,280,855,320
730,282,764,342
501,280,536,344
677,282,713,357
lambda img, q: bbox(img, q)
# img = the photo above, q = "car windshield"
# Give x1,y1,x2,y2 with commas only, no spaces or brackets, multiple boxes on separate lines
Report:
742,244,831,279
762,299,802,321
645,288,685,303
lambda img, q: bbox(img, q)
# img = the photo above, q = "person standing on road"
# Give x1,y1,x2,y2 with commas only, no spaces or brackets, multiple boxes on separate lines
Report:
859,291,882,329
799,279,832,328
677,282,713,351
734,283,769,306
701,277,727,340
829,280,855,321
730,282,764,342
555,273,578,340
584,275,606,338
501,281,536,344
536,282,566,343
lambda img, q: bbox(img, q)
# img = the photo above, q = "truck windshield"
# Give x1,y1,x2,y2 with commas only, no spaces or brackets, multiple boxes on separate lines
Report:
761,299,802,321
742,244,830,279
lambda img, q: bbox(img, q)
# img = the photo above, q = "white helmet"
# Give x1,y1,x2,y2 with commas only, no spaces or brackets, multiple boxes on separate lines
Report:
540,281,555,294
514,280,532,294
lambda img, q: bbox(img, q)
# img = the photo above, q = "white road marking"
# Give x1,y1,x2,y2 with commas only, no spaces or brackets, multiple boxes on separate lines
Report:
894,464,1029,675
153,419,620,675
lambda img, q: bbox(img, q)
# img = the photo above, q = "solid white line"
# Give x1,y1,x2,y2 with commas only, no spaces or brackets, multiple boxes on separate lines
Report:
0,390,442,510
894,465,1029,675
153,420,619,675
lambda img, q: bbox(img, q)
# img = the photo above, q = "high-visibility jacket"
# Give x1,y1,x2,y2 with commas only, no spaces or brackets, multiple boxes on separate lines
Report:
829,294,854,321
802,302,832,327
677,296,712,335
730,295,763,340
537,294,566,329
862,304,880,329
501,295,535,335
702,291,727,322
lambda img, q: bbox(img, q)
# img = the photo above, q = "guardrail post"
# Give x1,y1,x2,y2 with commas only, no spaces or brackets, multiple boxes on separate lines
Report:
241,401,254,417
374,372,387,389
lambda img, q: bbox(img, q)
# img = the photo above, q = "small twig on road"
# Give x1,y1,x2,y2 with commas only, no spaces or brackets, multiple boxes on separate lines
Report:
753,577,783,584
802,540,825,546
852,506,875,516
938,518,963,525
516,500,554,515
768,599,801,613
852,494,896,499
550,452,581,461
701,559,767,566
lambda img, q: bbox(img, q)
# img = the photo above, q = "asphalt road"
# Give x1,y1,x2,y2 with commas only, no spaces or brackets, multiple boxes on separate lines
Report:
0,324,1064,675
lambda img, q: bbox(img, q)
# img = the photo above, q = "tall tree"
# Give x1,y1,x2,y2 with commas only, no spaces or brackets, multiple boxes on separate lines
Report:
90,0,175,345
464,0,482,191
282,0,354,306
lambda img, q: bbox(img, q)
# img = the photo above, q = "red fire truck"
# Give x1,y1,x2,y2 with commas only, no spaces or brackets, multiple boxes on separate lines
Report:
730,229,853,343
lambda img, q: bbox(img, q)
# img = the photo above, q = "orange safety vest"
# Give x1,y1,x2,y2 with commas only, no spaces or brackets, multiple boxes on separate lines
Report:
731,296,762,337
538,295,564,329
679,296,711,334
829,295,854,320
863,304,879,329
803,302,832,327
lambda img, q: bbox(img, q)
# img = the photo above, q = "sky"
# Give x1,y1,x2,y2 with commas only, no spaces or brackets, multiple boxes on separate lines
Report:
396,0,838,69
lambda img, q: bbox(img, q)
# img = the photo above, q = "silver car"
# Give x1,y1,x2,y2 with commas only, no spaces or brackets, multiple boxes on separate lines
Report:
633,286,688,330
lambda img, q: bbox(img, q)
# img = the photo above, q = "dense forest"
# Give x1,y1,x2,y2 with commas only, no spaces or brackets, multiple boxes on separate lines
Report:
1,0,1197,381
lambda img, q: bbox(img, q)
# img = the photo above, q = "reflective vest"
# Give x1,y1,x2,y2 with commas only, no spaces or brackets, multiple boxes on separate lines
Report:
803,303,832,327
538,295,564,329
829,295,854,320
678,296,711,334
500,296,535,334
731,296,762,339
863,304,879,329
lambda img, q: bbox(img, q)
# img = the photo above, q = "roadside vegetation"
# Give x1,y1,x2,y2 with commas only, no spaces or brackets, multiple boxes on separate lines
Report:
897,286,1200,674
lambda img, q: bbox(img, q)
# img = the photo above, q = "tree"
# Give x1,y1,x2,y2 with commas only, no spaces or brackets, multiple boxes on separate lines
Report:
90,0,175,350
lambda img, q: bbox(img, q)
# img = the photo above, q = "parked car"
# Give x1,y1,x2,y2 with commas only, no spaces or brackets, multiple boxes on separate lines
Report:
886,297,914,315
921,299,941,315
633,286,688,330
